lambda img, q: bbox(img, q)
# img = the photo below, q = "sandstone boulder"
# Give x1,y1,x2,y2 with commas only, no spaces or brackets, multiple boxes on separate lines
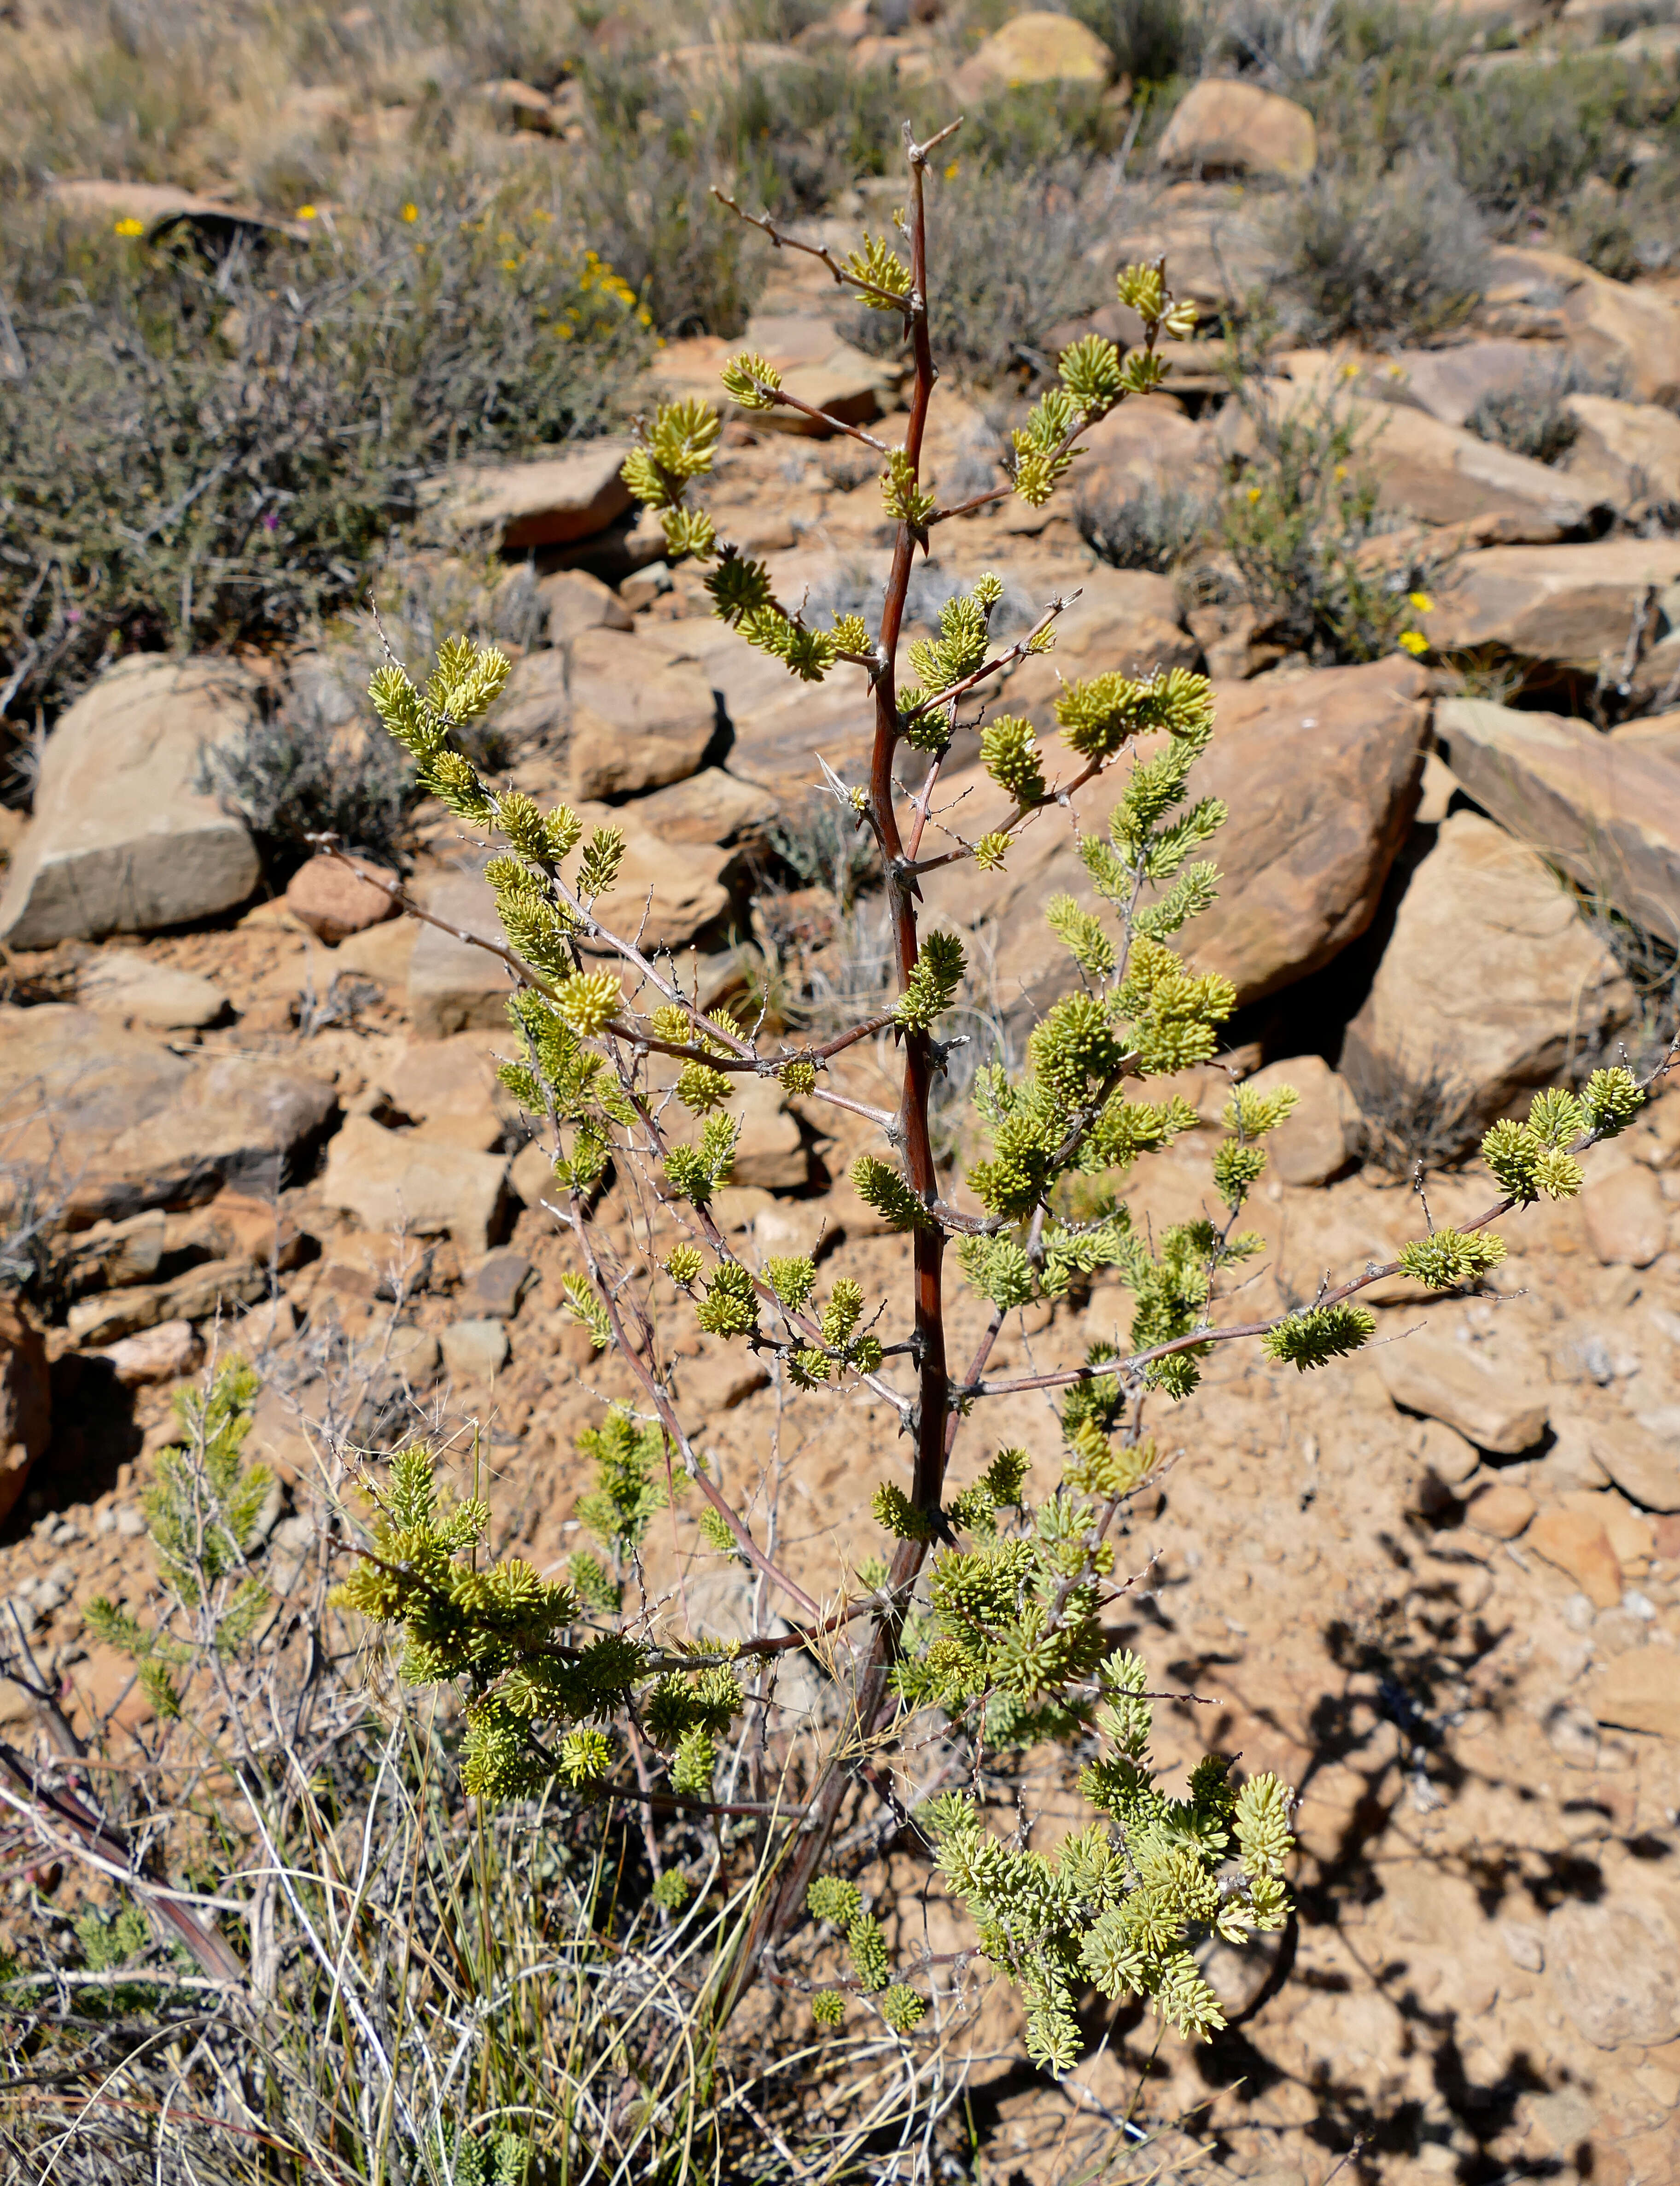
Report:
93,1319,202,1388
955,11,1113,97
441,1317,511,1382
79,951,228,1030
1377,1328,1550,1453
1155,80,1317,180
631,769,781,849
67,1257,268,1346
725,1075,810,1192
1581,1164,1670,1268
1428,538,1680,681
1357,401,1602,543
494,629,719,799
1592,1420,1680,1513
0,1007,336,1222
1433,697,1680,941
318,1114,509,1253
422,442,636,551
1341,813,1631,1134
0,1300,50,1528
1242,1055,1360,1187
389,1032,514,1151
926,655,1430,1017
285,853,400,944
1591,1649,1680,1742
0,658,261,948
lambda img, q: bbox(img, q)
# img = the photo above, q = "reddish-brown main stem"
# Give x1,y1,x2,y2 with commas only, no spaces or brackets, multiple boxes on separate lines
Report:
720,127,956,2018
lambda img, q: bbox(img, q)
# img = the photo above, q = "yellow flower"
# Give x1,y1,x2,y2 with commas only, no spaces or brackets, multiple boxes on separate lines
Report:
298,204,318,220
1247,485,1263,504
1333,463,1348,482
113,216,145,237
1397,630,1429,657
401,201,419,222
1340,360,1359,379
944,158,960,179
502,257,519,271
1408,590,1434,614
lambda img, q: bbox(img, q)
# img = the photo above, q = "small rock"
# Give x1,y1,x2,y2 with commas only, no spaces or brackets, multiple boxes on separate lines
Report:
66,1209,167,1294
285,853,401,944
93,1319,202,1387
389,1032,512,1152
1465,1480,1536,1539
236,1296,298,1354
1528,1503,1624,1608
80,950,228,1029
1499,1920,1546,1973
1378,1331,1550,1454
318,1115,509,1256
1242,1055,1359,1187
469,1251,534,1319
1583,1165,1670,1268
1592,1648,1680,1741
565,629,720,801
384,1324,442,1383
711,1184,775,1233
115,1504,147,1538
423,443,636,552
1415,1418,1483,1486
1155,79,1318,181
537,568,634,644
441,1318,510,1383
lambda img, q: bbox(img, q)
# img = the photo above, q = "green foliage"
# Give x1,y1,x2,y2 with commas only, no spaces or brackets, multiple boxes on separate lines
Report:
575,1410,669,1589
879,1985,926,2034
1275,156,1486,345
894,931,967,1034
807,1876,863,1927
1397,1227,1508,1290
1263,1303,1377,1374
1222,379,1423,664
924,1659,1295,2065
811,1988,846,2028
850,1156,931,1233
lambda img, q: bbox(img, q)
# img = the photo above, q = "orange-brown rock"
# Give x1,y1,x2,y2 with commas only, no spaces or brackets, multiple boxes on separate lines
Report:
0,1299,50,1527
1528,1502,1624,1607
285,853,401,944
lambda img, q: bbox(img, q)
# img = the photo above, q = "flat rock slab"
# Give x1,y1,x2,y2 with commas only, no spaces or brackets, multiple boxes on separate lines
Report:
653,317,899,436
1342,812,1631,1132
0,657,261,948
631,768,781,849
1358,400,1602,542
422,442,636,551
924,655,1429,1017
1581,1164,1670,1267
318,1114,509,1254
1477,244,1680,406
1377,1328,1550,1453
1593,1419,1680,1512
1370,339,1567,430
1548,1894,1680,2047
1435,696,1680,940
1426,537,1680,678
79,951,228,1029
0,1006,336,1221
67,1257,267,1346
